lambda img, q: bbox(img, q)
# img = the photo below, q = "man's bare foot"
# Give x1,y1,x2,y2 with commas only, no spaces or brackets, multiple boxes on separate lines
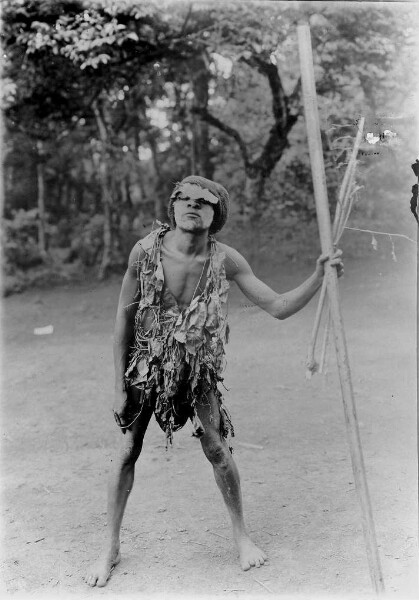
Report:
84,547,121,587
236,535,267,570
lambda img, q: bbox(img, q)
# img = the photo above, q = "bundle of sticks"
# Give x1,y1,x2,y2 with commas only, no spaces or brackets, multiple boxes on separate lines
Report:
306,116,365,378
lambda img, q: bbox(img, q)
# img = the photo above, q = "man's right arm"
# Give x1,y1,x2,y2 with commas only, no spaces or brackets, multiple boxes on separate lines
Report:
113,244,144,421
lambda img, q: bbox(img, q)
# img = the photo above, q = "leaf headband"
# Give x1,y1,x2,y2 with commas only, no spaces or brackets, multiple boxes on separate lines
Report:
172,182,219,205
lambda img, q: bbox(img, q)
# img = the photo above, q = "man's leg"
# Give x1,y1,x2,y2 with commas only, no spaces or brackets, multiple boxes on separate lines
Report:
195,392,267,570
84,389,154,587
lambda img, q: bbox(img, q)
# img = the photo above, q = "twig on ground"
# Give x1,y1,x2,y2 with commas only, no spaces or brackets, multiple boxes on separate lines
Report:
237,441,264,450
254,577,274,593
183,540,210,548
208,530,229,540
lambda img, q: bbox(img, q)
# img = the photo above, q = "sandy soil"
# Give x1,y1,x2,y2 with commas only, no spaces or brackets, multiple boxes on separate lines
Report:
1,251,417,599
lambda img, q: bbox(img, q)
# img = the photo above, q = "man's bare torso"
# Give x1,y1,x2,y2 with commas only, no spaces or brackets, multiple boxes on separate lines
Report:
159,231,237,311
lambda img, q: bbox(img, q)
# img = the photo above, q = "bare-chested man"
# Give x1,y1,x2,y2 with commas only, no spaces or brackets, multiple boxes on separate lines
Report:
84,175,343,587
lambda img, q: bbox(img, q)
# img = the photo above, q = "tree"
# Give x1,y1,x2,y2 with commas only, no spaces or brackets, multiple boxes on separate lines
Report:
187,1,416,214
3,0,203,276
3,0,417,288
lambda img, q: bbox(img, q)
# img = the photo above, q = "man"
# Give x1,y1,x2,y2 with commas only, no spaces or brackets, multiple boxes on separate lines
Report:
84,175,343,587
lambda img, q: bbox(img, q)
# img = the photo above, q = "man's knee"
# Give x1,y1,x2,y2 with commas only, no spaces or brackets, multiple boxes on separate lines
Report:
116,432,144,467
202,436,230,469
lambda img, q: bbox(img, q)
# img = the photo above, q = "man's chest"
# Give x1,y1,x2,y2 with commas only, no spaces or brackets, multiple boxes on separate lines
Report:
160,250,209,310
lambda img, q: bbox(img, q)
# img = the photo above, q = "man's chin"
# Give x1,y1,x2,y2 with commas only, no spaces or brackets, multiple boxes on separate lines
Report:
177,221,207,233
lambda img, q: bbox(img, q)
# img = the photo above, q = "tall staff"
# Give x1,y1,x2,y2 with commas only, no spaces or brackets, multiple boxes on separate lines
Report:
297,18,385,594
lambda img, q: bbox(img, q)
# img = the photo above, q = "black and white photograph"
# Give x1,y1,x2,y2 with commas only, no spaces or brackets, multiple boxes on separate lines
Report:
1,0,418,597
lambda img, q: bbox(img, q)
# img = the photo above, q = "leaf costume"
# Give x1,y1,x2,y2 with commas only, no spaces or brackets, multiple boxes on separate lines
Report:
125,224,234,448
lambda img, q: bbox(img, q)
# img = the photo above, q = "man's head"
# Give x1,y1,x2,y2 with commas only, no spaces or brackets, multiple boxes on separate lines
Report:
168,175,229,235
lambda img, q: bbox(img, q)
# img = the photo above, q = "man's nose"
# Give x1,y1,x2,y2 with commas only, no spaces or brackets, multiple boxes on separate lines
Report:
187,198,201,208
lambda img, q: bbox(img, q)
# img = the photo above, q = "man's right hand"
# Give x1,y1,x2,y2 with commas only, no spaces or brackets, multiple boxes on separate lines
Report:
113,388,131,434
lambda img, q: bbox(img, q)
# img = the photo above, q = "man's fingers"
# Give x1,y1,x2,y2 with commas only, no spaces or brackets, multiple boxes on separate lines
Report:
317,253,329,264
113,410,127,434
318,249,343,263
317,248,344,279
330,257,344,278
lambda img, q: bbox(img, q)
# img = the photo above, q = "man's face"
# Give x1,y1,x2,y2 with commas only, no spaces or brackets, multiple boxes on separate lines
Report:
173,194,215,233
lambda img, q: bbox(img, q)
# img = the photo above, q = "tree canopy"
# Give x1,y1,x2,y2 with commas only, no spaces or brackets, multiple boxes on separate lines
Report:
2,0,417,292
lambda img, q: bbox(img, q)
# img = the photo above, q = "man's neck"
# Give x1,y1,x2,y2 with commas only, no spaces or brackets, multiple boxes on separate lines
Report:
168,228,210,257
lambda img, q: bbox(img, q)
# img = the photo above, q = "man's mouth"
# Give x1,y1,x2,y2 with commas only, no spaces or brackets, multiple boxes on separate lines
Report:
185,213,199,217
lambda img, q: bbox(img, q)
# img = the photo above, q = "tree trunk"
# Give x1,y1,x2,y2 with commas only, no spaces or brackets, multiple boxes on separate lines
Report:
92,99,113,281
244,172,267,217
97,159,112,280
190,54,213,179
36,140,47,257
191,110,197,175
243,172,269,269
148,133,166,222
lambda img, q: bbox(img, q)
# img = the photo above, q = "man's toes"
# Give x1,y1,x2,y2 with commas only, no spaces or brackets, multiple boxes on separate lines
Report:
255,555,265,567
96,574,109,587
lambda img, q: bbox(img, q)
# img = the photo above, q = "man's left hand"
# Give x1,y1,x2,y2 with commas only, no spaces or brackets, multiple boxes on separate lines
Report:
315,249,344,279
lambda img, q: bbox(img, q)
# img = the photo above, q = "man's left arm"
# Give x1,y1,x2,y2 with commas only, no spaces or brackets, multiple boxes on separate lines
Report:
225,247,343,320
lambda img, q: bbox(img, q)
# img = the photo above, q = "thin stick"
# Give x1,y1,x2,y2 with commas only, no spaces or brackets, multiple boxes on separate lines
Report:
319,303,331,374
306,119,364,376
182,540,210,548
334,119,364,239
297,18,384,594
253,578,274,593
208,530,229,540
319,185,361,368
237,441,264,450
332,137,361,239
337,188,358,241
344,226,416,244
305,277,327,377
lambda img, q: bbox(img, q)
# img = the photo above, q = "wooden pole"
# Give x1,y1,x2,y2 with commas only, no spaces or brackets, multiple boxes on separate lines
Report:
297,19,385,594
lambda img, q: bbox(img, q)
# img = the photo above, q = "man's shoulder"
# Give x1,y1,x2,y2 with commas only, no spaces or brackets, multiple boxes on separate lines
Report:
127,232,154,269
216,241,240,258
130,225,167,258
216,242,248,279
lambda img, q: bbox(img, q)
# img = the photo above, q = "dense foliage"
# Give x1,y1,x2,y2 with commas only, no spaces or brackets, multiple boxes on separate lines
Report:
2,0,417,293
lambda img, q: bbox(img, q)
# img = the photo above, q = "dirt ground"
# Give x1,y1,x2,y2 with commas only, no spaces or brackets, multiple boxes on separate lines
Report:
1,248,417,599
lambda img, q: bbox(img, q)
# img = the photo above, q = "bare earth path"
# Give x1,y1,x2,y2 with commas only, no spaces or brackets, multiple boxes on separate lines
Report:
1,253,417,598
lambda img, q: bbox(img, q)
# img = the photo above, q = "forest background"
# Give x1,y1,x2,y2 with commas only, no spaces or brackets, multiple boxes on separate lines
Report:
2,0,418,295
